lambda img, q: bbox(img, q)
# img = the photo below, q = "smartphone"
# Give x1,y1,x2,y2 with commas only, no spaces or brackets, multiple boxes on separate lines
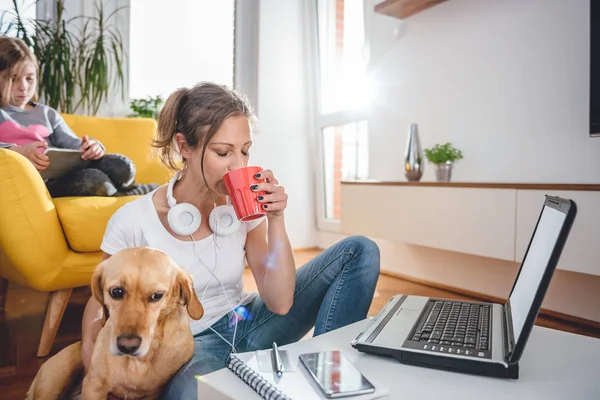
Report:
298,350,375,398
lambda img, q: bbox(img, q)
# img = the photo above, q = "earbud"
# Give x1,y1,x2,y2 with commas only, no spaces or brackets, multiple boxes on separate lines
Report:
166,171,240,237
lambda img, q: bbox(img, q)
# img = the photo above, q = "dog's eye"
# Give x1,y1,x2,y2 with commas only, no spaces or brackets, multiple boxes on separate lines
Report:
109,287,125,299
149,292,164,302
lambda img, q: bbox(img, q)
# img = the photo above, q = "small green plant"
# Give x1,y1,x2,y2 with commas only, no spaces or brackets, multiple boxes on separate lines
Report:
128,95,164,119
424,143,464,164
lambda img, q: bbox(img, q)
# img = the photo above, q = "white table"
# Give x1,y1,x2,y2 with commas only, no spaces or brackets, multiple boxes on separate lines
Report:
204,319,600,399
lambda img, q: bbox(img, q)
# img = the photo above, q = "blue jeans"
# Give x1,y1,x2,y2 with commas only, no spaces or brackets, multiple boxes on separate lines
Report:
161,235,380,399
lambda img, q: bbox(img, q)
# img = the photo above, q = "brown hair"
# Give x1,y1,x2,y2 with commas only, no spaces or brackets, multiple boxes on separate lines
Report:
153,81,255,184
0,37,39,107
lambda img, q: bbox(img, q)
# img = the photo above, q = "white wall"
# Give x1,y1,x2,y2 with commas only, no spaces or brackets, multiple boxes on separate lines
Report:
129,0,234,100
243,0,317,248
363,0,600,184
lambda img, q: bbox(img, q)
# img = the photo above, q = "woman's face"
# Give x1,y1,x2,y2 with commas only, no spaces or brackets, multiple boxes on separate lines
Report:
1,60,37,109
181,114,253,196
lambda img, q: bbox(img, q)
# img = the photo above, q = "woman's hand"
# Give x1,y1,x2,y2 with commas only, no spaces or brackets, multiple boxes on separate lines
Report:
8,141,50,171
80,135,104,160
245,169,295,314
251,169,288,218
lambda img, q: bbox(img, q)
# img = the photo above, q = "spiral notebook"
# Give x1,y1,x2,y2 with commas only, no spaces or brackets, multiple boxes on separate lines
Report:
227,354,292,399
222,353,389,400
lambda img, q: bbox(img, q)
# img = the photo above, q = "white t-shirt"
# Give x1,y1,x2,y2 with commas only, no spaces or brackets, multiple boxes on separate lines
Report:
100,189,264,335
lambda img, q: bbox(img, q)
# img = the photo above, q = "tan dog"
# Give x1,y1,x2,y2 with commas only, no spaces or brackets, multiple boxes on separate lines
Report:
27,247,204,399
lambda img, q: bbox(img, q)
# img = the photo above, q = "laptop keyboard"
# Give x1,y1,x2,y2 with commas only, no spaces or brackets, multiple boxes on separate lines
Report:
408,300,492,358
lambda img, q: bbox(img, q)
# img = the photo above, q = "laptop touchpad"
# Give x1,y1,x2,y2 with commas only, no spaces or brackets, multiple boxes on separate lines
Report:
374,308,420,350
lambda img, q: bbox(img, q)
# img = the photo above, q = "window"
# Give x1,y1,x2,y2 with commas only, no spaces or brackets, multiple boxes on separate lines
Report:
129,0,235,100
316,0,370,114
322,121,369,220
312,0,370,230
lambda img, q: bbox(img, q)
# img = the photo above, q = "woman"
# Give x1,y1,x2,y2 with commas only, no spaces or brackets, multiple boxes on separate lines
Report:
81,81,380,399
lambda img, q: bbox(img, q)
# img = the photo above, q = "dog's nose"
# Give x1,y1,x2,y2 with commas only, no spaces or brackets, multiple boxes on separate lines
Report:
116,335,142,355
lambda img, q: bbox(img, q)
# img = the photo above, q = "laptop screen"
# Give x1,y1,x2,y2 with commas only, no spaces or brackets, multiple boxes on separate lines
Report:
508,205,567,343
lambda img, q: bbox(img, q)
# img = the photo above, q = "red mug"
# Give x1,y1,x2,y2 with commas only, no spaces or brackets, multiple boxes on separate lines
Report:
223,166,267,221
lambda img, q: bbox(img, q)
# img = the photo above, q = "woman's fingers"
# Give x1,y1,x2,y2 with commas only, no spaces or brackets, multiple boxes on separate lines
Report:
252,169,287,215
251,182,284,194
256,191,288,213
257,192,288,204
255,169,278,185
260,198,287,211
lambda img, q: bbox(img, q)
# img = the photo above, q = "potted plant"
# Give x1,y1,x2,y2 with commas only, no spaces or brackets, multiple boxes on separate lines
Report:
128,95,164,119
1,0,127,116
424,142,464,182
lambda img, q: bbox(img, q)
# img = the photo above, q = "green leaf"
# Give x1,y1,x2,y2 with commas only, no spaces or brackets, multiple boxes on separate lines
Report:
129,95,164,119
424,143,464,164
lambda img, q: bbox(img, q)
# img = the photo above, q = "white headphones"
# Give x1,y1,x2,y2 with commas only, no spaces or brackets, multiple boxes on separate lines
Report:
166,171,240,237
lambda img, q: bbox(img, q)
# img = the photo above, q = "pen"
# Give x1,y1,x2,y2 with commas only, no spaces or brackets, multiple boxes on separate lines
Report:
272,341,283,377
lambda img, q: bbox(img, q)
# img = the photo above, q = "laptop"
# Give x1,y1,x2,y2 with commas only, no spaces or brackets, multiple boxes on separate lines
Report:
351,195,577,379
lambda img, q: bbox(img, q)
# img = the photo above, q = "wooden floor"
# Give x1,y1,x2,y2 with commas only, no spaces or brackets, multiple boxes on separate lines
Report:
2,250,599,399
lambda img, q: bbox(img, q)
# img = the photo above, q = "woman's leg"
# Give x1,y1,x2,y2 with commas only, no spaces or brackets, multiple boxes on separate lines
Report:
45,168,118,197
160,313,239,400
235,235,380,353
160,235,380,399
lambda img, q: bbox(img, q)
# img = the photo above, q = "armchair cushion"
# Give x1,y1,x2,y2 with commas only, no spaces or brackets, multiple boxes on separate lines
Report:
54,196,144,253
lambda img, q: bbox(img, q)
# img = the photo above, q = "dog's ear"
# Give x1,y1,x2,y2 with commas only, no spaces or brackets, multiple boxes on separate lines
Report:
91,259,107,306
176,269,204,320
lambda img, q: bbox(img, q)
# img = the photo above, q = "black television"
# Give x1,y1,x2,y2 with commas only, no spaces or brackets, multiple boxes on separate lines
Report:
591,0,600,136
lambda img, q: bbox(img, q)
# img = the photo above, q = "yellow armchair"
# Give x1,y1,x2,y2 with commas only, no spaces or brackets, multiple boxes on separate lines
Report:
0,114,171,357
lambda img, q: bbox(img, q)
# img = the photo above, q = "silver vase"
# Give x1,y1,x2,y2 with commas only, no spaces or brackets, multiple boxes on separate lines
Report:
404,123,424,181
434,162,453,182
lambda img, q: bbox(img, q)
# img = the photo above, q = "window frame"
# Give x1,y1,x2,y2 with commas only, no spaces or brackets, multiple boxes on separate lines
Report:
305,0,370,233
234,0,260,121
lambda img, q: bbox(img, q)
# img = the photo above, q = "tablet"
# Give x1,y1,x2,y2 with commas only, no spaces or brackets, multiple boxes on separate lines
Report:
40,148,90,180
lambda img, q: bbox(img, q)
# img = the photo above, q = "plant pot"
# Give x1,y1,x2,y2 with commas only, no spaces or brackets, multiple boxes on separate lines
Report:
434,162,453,182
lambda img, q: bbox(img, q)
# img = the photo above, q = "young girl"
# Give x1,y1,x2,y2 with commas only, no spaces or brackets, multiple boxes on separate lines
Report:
81,81,381,399
0,37,157,197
